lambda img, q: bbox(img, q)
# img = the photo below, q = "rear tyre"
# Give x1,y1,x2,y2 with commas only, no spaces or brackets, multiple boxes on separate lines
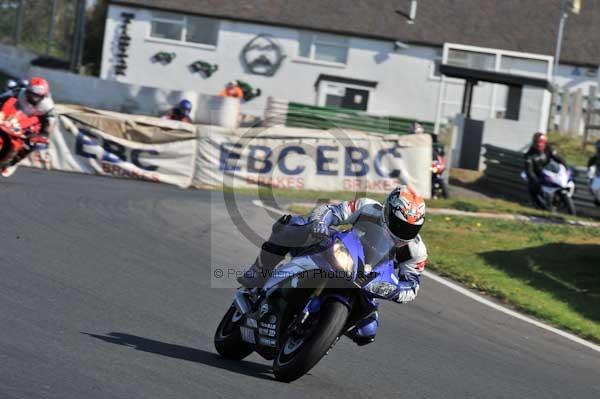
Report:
273,301,348,383
214,306,254,360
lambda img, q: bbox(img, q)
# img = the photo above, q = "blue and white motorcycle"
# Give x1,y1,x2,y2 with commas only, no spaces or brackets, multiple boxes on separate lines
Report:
522,160,576,215
214,219,403,382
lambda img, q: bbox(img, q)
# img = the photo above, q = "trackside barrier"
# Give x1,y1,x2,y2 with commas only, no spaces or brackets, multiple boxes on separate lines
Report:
483,145,600,218
22,106,433,198
264,98,434,135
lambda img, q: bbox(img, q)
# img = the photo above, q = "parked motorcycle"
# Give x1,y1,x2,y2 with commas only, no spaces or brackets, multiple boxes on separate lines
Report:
431,145,448,199
521,160,576,215
215,220,404,382
588,165,600,206
0,98,45,177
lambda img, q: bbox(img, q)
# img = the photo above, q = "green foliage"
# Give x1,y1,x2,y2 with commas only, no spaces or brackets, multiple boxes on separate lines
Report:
0,0,77,60
548,131,595,167
83,0,109,75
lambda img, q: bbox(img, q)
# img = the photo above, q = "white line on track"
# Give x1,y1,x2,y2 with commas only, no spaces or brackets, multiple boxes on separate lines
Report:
252,199,600,354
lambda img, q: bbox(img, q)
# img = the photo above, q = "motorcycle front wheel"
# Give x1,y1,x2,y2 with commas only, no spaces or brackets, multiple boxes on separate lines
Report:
0,130,14,164
273,300,348,383
214,305,254,360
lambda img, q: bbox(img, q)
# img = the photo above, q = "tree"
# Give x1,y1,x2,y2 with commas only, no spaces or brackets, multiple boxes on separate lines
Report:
83,0,108,75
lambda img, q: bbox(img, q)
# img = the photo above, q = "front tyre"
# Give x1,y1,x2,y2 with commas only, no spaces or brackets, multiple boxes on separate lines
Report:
0,130,14,165
273,301,348,383
214,306,254,360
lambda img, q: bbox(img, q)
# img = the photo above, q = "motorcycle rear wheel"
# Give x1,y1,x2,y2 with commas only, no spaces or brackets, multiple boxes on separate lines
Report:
273,301,348,383
214,306,254,360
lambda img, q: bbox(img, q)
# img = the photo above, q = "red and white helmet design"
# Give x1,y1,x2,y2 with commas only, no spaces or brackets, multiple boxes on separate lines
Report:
383,186,425,241
27,77,50,97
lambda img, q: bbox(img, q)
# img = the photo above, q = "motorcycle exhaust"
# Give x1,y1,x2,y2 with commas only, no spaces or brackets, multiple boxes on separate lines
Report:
234,291,252,315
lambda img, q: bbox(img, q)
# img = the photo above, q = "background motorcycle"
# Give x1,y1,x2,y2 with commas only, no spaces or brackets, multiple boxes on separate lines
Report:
0,99,45,176
214,220,404,382
431,144,448,199
521,161,576,215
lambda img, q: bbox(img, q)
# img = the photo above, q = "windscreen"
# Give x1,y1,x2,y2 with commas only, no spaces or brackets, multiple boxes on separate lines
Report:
352,220,396,268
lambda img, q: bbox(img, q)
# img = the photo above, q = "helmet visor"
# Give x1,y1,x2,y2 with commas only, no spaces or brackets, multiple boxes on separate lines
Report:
383,207,423,241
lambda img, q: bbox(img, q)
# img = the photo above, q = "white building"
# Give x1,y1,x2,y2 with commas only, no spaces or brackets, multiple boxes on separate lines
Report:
100,1,600,134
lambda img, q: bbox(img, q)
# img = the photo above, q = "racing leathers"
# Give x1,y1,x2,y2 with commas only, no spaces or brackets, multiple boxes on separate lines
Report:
0,88,56,166
524,145,567,208
238,197,427,345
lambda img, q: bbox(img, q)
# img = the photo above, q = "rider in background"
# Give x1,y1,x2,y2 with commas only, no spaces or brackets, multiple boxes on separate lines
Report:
0,77,56,175
524,132,568,209
587,140,600,205
2,78,28,97
587,140,600,174
219,81,244,99
164,99,193,123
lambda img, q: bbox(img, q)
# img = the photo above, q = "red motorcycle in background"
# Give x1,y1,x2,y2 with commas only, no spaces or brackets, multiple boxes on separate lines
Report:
431,145,449,199
0,97,47,176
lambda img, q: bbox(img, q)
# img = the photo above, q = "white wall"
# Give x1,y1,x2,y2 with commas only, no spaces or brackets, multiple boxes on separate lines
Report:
100,4,491,123
28,65,239,127
0,43,37,77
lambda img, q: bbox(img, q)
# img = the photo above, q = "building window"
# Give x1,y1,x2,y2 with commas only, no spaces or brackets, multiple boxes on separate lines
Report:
298,32,349,64
447,49,495,71
150,11,184,41
150,11,219,46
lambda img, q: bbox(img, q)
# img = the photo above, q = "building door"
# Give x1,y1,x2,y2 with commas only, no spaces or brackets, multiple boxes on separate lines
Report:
459,118,484,170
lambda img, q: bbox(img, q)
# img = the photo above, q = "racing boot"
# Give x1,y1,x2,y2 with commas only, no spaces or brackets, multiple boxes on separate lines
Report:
346,312,379,346
0,165,17,178
237,244,287,288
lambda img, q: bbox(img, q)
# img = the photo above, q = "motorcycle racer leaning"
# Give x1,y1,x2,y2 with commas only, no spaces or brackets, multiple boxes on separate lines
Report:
0,77,56,176
238,186,427,345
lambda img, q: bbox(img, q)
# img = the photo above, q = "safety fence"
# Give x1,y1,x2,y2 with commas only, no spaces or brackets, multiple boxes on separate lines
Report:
483,145,600,218
264,97,434,135
22,105,433,198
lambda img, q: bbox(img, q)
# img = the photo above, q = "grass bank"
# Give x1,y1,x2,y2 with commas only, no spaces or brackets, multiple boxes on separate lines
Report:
421,215,600,343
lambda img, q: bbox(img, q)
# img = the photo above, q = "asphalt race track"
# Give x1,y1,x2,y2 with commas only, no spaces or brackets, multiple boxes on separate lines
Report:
1,168,599,399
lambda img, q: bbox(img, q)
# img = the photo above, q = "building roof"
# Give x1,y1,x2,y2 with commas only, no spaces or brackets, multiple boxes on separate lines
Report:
111,0,600,67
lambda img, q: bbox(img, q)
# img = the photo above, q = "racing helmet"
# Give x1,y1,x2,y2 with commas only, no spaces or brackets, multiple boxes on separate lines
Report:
382,186,426,241
532,132,548,152
26,77,50,105
6,79,17,91
178,99,192,115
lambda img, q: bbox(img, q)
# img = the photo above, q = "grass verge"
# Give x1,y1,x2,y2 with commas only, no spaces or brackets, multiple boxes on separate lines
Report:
421,215,600,343
224,185,593,222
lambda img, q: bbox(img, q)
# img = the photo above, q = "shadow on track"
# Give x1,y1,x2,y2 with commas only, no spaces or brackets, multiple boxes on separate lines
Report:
82,332,274,381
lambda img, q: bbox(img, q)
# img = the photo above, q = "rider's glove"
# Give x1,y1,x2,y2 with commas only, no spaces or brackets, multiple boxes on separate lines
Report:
309,206,334,239
311,221,330,239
